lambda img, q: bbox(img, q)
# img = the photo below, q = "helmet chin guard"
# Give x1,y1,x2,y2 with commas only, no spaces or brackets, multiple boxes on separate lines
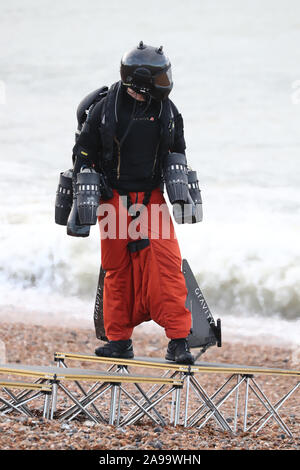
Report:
120,41,173,101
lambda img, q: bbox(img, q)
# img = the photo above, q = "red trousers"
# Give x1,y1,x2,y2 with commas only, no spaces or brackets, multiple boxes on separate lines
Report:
98,188,191,341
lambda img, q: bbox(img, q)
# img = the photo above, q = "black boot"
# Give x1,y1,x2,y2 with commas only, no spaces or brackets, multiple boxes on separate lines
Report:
95,339,134,359
165,338,194,365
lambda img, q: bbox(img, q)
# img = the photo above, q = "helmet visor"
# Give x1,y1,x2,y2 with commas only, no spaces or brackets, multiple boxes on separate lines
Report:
154,67,172,87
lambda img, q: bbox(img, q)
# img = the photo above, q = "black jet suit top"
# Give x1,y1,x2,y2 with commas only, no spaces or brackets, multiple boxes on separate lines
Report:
73,84,186,193
110,88,162,192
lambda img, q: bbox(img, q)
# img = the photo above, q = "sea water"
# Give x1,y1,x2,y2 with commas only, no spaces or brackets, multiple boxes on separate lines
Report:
0,0,299,347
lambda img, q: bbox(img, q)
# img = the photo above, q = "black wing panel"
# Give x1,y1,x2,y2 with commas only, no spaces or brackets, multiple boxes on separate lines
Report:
183,259,221,349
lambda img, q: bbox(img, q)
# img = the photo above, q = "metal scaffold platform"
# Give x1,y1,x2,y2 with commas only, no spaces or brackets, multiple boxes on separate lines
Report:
53,352,300,436
1,354,299,437
0,262,298,435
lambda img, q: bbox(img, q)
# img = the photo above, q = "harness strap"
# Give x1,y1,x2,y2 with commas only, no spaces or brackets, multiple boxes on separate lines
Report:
117,188,153,220
127,238,150,253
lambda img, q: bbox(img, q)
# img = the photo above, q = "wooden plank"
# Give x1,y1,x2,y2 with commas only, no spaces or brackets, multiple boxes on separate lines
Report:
0,364,57,379
0,363,183,386
54,352,187,371
0,379,51,392
54,368,183,385
54,352,300,377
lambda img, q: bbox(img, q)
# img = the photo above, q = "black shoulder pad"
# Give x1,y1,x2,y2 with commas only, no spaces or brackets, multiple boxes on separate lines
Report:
77,86,108,126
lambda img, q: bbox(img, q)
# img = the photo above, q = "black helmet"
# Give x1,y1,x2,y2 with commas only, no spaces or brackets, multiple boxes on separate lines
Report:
120,41,173,101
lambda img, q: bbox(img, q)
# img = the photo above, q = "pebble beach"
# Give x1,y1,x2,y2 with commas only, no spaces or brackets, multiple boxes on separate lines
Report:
0,320,299,451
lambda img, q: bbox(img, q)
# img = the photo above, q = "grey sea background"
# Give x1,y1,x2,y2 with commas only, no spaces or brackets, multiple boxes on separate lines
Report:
0,0,299,348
